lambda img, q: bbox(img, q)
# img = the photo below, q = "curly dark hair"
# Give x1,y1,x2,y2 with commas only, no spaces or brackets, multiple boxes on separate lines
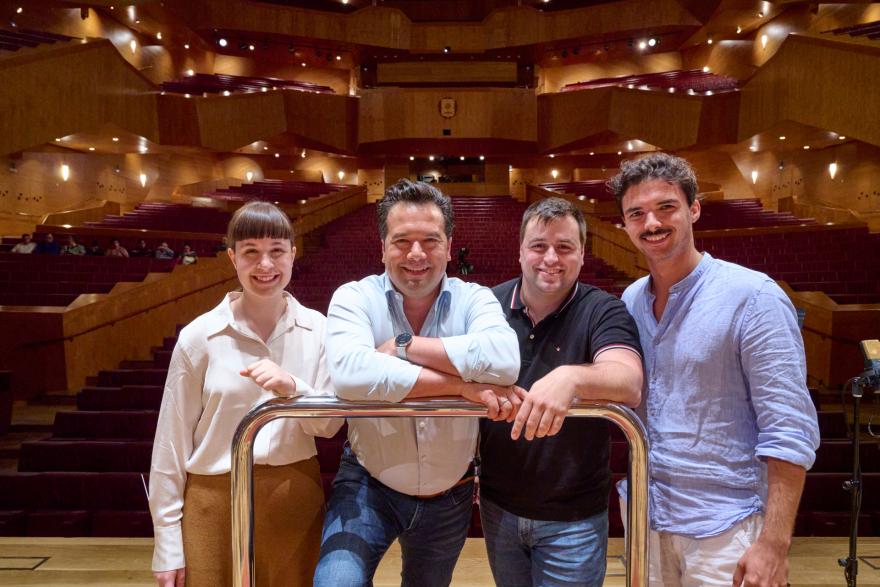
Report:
607,152,698,212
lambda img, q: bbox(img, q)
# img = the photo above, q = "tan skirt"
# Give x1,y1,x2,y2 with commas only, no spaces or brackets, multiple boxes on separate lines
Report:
182,457,324,587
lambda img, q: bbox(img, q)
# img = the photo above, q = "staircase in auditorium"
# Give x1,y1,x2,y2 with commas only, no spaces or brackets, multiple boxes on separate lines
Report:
0,198,867,538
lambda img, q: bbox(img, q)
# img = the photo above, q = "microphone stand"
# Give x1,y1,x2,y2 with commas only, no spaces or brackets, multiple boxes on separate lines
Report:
839,371,880,587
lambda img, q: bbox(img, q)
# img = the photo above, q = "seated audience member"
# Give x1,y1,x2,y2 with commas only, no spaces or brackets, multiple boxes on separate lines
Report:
37,233,61,255
130,239,153,258
214,236,229,253
105,239,130,258
61,235,86,256
179,244,198,265
87,240,104,256
457,246,474,275
149,201,341,587
10,233,36,254
155,241,175,259
610,153,819,586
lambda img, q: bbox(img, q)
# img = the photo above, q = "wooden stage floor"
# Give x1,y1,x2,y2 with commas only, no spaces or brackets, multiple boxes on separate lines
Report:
0,537,877,586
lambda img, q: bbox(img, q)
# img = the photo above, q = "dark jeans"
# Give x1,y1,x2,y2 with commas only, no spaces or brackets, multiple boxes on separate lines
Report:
313,447,473,587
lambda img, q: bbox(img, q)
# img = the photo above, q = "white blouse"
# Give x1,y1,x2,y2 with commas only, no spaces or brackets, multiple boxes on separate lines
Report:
148,291,342,571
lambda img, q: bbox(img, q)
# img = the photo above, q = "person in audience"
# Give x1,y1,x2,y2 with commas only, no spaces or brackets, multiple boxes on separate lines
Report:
155,241,175,259
610,152,820,586
61,235,86,256
130,239,153,258
179,244,198,265
149,201,341,587
10,233,36,254
456,246,473,275
37,233,61,255
479,197,643,587
314,179,522,587
214,236,229,253
105,239,129,258
87,239,104,256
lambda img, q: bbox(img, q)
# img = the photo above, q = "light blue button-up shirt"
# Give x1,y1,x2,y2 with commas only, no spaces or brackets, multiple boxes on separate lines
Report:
326,273,520,496
621,253,819,538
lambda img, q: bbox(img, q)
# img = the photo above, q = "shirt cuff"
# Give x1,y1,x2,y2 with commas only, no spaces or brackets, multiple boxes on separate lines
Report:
756,432,818,470
291,375,317,397
152,524,185,572
439,335,485,383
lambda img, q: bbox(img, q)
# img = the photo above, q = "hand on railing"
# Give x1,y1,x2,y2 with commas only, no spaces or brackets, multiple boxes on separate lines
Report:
460,383,524,422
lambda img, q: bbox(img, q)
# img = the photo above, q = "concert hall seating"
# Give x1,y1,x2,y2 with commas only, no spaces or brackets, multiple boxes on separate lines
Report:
160,72,335,95
539,180,615,202
0,253,177,307
824,20,880,41
696,226,880,304
208,180,347,204
0,27,75,54
84,202,232,233
561,69,740,94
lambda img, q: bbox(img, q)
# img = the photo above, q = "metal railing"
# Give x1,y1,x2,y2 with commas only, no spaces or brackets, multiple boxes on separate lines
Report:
231,397,649,586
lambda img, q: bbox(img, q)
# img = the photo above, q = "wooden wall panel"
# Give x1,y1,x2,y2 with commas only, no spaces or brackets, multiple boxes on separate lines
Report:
537,89,613,152
213,55,351,96
738,35,880,148
0,41,159,156
377,61,517,85
609,89,704,151
284,92,359,154
195,93,287,152
359,88,536,144
540,52,682,94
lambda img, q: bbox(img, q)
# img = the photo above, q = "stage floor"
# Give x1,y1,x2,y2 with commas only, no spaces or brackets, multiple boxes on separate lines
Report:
0,537,878,585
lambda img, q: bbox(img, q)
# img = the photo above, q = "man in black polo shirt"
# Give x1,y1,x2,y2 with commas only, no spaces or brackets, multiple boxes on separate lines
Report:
479,197,643,586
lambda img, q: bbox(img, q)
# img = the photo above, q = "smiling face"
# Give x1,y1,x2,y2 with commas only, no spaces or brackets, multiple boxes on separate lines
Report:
381,202,451,301
621,178,701,269
519,215,584,304
227,237,295,299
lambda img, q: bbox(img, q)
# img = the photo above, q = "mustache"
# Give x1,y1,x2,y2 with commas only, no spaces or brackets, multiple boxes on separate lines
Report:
640,228,672,239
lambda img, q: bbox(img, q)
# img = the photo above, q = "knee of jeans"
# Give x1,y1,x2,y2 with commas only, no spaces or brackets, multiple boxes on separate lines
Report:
314,549,372,587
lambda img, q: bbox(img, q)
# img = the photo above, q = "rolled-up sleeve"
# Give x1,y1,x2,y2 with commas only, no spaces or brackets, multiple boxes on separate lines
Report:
441,285,520,385
148,343,203,572
740,283,820,470
326,282,422,402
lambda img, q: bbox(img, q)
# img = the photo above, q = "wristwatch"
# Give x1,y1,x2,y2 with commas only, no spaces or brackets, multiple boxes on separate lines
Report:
395,333,413,360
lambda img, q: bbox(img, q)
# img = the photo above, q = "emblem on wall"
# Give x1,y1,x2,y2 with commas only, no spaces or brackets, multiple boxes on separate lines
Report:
439,97,456,119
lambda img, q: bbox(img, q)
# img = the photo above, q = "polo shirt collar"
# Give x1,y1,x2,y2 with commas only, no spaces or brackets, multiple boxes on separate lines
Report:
510,278,579,318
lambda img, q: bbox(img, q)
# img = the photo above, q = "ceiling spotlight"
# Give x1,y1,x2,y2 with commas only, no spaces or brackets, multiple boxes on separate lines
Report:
185,68,194,76
112,137,119,142
549,154,555,158
838,136,846,140
460,156,465,161
617,151,622,155
429,155,435,161
336,55,342,61
409,156,414,161
338,170,345,180
589,151,595,156
222,90,231,96
702,65,710,72
648,38,657,47
16,6,23,13
301,149,306,158
707,37,713,45
705,90,713,96
668,87,675,93
736,25,742,34
803,145,810,150
274,153,280,158
637,40,647,50
184,43,190,50
261,87,267,92
55,138,61,142
778,135,786,140
551,169,558,179
246,171,254,182
248,44,255,51
88,147,95,151
479,155,485,161
749,145,757,152
342,0,349,4
301,62,307,67
757,11,764,18
443,46,451,54
156,32,162,40
262,146,268,151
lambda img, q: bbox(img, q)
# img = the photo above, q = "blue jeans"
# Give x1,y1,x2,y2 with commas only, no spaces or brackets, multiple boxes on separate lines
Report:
480,496,609,587
313,447,473,587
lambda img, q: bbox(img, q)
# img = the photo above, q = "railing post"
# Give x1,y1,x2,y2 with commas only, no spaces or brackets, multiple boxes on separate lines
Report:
231,397,649,586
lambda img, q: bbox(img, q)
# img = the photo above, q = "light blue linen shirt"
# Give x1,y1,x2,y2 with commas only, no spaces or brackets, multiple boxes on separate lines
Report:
325,273,520,496
621,253,819,538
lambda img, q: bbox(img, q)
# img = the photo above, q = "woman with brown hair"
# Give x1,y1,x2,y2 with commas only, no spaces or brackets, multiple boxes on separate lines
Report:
149,201,341,587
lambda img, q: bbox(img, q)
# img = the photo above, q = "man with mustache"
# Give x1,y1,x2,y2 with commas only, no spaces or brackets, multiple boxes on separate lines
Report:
316,179,521,586
610,152,819,586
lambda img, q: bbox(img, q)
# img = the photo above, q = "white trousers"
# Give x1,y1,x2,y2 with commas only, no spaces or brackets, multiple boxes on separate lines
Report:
620,497,763,587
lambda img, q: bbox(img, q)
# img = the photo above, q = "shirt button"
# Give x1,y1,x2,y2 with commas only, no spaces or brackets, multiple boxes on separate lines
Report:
528,334,535,340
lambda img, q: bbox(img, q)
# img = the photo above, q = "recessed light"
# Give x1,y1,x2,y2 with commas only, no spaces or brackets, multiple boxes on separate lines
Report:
218,38,228,47
803,145,810,150
749,145,757,152
839,136,846,140
778,136,786,140
88,147,95,151
112,137,119,142
409,156,414,161
184,43,190,50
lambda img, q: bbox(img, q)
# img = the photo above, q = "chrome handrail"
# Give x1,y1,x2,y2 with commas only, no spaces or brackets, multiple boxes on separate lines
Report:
231,397,649,586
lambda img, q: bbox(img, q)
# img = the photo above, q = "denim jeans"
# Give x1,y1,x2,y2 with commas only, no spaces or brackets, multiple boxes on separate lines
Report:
313,447,473,587
480,496,609,587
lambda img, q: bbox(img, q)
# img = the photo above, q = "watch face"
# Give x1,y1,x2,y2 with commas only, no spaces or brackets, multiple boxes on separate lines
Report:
396,332,413,347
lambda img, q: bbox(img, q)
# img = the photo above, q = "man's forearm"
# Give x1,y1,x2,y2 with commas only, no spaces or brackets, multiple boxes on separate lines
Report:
405,366,474,398
759,457,806,549
569,352,643,407
405,336,459,377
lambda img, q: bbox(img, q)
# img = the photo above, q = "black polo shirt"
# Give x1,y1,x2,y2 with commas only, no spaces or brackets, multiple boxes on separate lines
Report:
479,278,642,521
